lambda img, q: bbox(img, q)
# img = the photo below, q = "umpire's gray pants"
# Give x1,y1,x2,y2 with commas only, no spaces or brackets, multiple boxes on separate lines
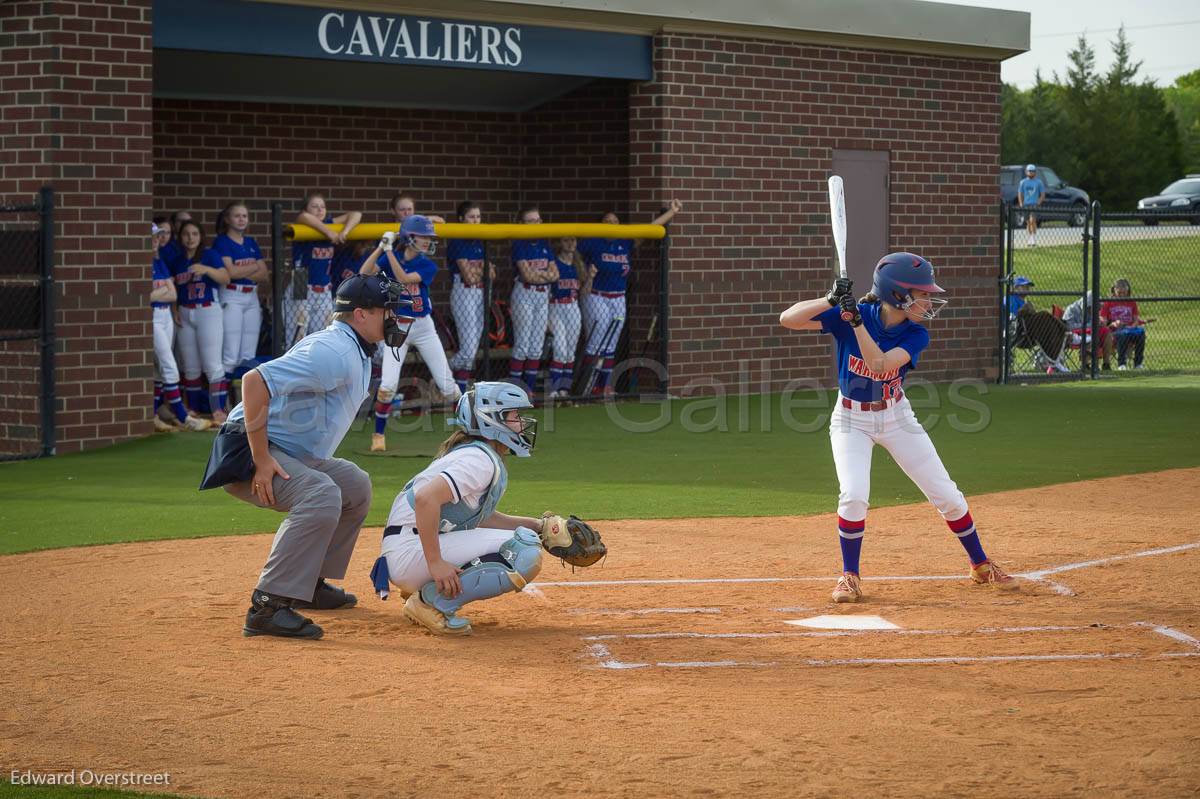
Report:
225,446,372,602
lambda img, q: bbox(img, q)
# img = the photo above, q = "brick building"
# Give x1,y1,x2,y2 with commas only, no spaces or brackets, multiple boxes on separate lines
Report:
0,0,1028,453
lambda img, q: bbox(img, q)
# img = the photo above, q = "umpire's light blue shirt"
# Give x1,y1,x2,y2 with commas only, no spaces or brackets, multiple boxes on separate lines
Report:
228,321,371,460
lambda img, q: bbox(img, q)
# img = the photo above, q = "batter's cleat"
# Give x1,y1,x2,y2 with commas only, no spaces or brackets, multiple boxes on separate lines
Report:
243,591,323,639
403,590,471,636
370,433,386,452
970,560,1018,589
831,571,862,603
183,414,212,432
153,416,179,433
294,579,357,610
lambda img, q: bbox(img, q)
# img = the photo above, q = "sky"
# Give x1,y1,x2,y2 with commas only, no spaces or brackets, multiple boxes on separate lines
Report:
957,0,1199,88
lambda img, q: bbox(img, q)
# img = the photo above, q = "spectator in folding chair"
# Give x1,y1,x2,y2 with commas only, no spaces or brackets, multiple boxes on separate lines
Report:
1061,291,1113,371
1008,276,1070,372
1102,278,1154,370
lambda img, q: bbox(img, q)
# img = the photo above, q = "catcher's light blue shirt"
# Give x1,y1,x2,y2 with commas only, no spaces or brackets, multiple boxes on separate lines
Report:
227,322,371,460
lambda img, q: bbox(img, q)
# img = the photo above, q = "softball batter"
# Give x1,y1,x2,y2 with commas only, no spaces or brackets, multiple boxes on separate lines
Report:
509,206,557,392
579,199,682,395
547,236,592,396
362,215,461,452
291,191,362,342
170,220,231,422
369,382,546,636
213,202,269,378
446,200,492,393
779,252,1016,602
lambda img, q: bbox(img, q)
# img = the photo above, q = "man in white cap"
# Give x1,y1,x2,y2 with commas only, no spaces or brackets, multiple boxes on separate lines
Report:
1017,164,1046,246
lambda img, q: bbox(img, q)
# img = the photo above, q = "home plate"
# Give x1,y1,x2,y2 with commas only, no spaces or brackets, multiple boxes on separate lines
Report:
784,615,900,630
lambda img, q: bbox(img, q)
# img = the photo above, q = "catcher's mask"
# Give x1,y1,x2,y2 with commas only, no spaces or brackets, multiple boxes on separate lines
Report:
450,382,537,457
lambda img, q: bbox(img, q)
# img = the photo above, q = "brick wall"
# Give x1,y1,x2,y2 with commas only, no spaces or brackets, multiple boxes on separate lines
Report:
0,0,155,454
634,34,1002,394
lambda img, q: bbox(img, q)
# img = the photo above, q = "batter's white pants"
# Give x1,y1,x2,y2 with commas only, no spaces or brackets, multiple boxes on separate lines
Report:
829,395,968,523
381,526,515,595
379,314,462,402
449,280,485,372
177,303,225,382
583,293,625,357
220,286,261,373
153,306,180,384
511,284,549,361
548,301,582,363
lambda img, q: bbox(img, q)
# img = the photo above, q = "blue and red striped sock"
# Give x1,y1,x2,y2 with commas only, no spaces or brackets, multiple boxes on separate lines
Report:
163,382,188,424
838,516,865,574
154,381,163,414
948,511,987,565
374,398,392,435
524,360,540,393
509,358,526,383
184,378,204,412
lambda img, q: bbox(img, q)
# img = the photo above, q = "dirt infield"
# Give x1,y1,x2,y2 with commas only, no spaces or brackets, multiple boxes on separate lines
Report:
3,469,1199,798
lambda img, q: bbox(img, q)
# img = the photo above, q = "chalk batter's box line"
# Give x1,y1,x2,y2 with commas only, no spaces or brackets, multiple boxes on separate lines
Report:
535,541,1200,593
582,622,1200,671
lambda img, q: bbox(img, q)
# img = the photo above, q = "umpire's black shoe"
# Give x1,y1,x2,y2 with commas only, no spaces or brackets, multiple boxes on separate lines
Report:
243,591,324,639
293,579,357,610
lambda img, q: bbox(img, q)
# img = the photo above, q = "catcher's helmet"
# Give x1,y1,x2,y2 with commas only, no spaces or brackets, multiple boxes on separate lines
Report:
450,381,537,457
870,252,947,320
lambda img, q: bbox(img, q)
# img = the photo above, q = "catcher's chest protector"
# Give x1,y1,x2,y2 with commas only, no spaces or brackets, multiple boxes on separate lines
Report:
404,441,507,533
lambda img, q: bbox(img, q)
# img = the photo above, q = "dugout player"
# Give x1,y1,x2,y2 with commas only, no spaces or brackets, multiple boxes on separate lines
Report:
200,275,412,640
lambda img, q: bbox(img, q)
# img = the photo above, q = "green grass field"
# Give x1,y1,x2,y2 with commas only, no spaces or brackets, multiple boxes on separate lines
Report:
1006,230,1200,371
2,379,1198,556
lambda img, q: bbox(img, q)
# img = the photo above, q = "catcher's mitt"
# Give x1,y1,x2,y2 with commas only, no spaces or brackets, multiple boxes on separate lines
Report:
539,513,607,568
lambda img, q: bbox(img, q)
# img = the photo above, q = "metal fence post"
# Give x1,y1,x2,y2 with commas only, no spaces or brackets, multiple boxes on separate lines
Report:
658,228,670,395
1001,202,1014,384
481,241,491,381
38,186,56,456
271,202,284,358
1090,201,1101,379
1080,204,1092,377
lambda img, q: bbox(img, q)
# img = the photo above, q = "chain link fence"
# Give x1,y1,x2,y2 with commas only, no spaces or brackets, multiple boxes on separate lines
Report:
0,187,55,459
1000,202,1200,380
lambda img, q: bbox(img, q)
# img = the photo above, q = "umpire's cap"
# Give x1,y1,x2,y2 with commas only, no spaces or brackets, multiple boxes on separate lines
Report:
334,274,411,313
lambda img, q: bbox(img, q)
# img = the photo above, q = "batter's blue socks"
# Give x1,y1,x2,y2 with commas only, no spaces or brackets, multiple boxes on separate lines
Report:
948,512,987,565
838,516,865,574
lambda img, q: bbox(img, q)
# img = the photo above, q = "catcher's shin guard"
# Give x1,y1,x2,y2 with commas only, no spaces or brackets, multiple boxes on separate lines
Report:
410,528,543,634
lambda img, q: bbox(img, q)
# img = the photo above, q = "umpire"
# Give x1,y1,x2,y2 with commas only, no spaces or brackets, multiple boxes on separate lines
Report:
201,274,410,640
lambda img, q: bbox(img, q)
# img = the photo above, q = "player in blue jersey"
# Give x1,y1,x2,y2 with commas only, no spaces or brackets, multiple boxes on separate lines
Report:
578,199,682,396
547,236,593,396
446,200,495,393
151,221,211,433
171,219,232,423
290,190,362,345
779,252,1016,603
361,215,461,451
509,205,557,393
213,202,269,383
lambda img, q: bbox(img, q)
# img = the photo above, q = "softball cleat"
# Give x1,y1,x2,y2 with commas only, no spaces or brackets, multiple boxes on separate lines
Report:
403,591,471,636
831,571,862,603
970,560,1018,589
370,433,387,452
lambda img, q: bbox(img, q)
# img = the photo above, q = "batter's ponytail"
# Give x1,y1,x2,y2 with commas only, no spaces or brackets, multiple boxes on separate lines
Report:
859,292,880,304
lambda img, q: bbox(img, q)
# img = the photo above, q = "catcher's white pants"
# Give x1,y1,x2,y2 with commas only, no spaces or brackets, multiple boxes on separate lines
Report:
381,526,514,595
153,306,180,384
829,394,968,523
510,283,549,361
583,293,625,357
379,315,461,401
449,279,485,371
177,303,225,382
548,301,581,363
220,286,261,373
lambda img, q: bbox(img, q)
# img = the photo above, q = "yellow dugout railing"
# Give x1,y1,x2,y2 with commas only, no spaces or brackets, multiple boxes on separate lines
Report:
286,222,666,242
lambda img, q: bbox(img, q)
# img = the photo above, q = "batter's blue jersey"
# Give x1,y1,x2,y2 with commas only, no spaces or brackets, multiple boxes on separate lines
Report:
292,215,335,287
580,238,632,293
213,234,263,287
551,257,581,302
393,253,437,317
447,239,485,285
817,302,929,402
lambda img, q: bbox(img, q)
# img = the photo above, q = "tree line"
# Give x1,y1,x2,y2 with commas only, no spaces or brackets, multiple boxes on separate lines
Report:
1001,28,1198,212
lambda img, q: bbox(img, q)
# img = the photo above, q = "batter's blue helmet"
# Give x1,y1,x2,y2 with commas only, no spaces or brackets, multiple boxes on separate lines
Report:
871,252,947,319
449,381,537,457
400,214,437,255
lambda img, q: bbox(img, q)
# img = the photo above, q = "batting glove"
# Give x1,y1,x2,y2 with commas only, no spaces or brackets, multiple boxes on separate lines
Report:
380,231,396,252
826,277,854,306
838,294,862,327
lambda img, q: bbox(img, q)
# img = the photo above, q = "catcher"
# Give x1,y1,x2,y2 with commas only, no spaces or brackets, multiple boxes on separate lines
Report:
369,381,605,635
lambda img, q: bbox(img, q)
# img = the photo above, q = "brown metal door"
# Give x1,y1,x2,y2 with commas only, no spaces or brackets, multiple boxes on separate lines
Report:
832,149,890,287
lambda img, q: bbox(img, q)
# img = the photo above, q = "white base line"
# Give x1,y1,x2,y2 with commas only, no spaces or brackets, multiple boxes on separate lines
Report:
537,541,1200,590
569,607,722,616
1136,622,1200,650
590,652,1161,670
583,624,1111,642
